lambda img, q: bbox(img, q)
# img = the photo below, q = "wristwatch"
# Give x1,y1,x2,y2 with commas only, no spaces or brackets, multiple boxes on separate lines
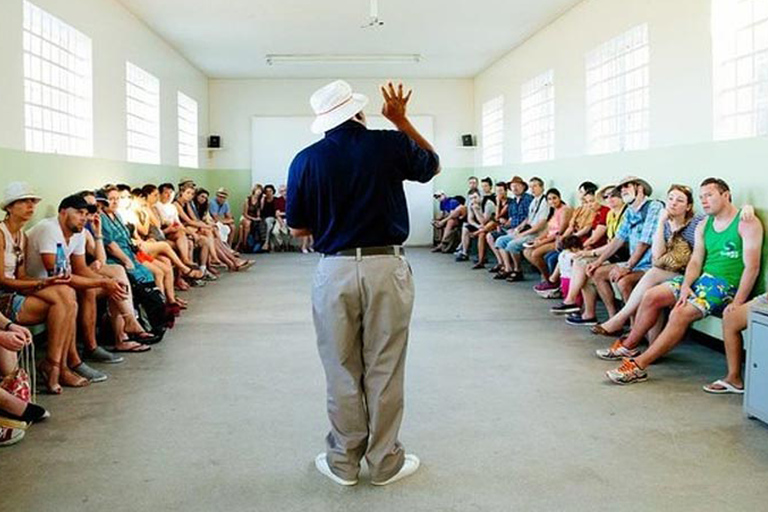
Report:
2,320,12,331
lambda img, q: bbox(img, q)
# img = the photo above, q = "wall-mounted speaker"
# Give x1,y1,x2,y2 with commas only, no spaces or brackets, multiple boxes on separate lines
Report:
208,135,221,148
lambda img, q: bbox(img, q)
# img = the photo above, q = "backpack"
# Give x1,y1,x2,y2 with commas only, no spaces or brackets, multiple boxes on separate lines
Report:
128,278,172,339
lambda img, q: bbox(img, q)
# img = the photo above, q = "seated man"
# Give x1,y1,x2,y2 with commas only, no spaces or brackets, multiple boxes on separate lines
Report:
566,176,663,326
432,191,460,246
493,177,549,281
602,178,763,385
487,177,532,272
26,195,131,379
209,188,236,246
272,185,292,250
456,190,495,262
432,176,479,253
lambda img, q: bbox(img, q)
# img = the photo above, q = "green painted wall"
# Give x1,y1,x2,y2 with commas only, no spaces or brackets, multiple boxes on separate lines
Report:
434,138,768,294
0,146,251,225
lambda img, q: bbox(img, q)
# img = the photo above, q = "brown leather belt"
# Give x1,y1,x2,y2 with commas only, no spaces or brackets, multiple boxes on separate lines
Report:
324,246,405,258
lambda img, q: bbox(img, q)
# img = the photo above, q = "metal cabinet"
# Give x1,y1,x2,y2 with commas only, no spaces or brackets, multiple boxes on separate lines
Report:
745,302,768,425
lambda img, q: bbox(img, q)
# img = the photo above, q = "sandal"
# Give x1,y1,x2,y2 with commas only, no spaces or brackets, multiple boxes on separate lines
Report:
183,268,205,280
111,341,151,353
590,325,623,337
37,359,62,395
126,331,161,344
703,379,744,395
488,264,503,273
59,367,90,388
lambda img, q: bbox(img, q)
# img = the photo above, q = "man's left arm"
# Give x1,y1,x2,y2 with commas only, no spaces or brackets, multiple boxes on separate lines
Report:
732,218,764,306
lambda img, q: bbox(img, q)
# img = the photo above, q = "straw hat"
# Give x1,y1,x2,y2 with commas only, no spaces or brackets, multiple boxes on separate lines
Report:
616,175,653,197
310,80,369,134
1,182,41,210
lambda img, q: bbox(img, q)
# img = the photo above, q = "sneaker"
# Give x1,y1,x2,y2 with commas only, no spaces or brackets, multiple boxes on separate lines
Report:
371,454,421,486
0,428,25,447
73,362,108,383
533,280,558,292
565,314,598,326
84,346,124,364
550,302,581,315
455,253,469,262
539,288,562,299
606,358,648,385
314,453,358,486
596,339,641,361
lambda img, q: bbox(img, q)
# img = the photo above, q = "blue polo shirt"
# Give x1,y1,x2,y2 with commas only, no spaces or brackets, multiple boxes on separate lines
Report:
209,199,230,218
287,120,440,254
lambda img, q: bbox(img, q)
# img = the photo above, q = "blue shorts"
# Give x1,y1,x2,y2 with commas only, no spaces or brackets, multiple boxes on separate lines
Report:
0,293,26,322
497,234,534,254
666,273,737,318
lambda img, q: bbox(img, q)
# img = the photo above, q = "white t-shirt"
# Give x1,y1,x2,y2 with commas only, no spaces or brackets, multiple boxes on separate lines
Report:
25,217,86,278
156,201,180,225
558,250,575,279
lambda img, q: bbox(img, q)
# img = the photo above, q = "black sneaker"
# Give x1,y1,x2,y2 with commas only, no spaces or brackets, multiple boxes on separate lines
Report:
550,302,581,315
455,253,469,262
565,314,598,326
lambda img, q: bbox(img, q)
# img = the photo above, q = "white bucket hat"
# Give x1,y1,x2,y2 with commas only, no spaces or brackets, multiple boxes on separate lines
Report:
310,80,369,134
1,181,41,210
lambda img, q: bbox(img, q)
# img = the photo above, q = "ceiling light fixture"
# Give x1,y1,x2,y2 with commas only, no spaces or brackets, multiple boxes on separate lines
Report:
266,54,422,65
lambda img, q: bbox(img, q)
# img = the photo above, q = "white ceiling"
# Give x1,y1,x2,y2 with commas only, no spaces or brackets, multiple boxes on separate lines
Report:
117,0,583,79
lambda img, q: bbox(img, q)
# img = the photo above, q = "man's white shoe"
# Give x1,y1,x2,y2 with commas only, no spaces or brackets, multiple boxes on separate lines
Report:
371,454,421,486
314,453,358,486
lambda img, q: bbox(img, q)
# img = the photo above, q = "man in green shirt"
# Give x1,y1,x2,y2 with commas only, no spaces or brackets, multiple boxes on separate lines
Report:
600,178,763,385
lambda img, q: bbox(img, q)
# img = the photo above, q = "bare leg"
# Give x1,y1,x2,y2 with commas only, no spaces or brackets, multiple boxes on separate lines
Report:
592,264,620,318
620,285,677,350
713,302,751,389
563,260,588,304
600,268,674,333
634,303,702,368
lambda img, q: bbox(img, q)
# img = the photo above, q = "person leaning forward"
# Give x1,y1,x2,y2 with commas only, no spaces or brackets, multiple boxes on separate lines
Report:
286,80,440,487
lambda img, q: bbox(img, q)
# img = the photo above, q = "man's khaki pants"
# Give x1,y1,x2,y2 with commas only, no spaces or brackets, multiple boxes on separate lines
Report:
312,254,415,482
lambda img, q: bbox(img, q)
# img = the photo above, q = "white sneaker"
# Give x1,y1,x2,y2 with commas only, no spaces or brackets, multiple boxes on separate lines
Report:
0,428,25,447
371,454,421,486
314,453,358,486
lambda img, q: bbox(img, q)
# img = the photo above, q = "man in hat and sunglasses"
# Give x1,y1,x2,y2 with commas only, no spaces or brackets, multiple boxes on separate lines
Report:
569,176,664,327
287,81,440,486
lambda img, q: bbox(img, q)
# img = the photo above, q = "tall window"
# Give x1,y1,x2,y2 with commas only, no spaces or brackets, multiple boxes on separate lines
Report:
585,24,650,154
521,70,555,163
177,92,198,168
481,96,504,166
712,0,768,140
23,0,93,156
126,62,160,164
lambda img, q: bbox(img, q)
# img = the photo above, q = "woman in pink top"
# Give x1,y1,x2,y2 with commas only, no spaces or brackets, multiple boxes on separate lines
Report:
523,188,572,283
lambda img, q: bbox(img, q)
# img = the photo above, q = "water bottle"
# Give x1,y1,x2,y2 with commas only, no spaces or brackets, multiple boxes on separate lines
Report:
54,243,69,278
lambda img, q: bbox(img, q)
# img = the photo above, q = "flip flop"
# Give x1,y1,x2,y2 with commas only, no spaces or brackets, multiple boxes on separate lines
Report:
703,379,744,395
111,342,151,353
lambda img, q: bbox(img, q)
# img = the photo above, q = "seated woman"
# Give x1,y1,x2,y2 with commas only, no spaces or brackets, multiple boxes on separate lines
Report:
238,184,263,253
0,183,86,394
100,186,178,315
0,312,49,446
175,183,224,277
522,188,572,284
192,189,252,271
155,183,198,269
474,182,510,269
260,185,278,252
590,185,703,337
134,185,205,289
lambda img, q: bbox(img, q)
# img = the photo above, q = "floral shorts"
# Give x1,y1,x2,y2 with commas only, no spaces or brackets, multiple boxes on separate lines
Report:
666,273,737,317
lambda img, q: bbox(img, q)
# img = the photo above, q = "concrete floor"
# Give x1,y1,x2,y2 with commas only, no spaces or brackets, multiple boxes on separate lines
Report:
1,248,768,511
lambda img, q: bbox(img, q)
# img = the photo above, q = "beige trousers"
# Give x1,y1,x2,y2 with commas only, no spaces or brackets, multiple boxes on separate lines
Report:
312,254,415,482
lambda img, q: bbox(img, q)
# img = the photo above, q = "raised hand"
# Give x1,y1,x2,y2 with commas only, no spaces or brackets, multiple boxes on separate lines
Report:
381,82,412,125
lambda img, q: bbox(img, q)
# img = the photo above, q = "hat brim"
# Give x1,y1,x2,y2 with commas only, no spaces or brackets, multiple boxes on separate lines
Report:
1,194,42,210
617,177,653,197
311,93,369,134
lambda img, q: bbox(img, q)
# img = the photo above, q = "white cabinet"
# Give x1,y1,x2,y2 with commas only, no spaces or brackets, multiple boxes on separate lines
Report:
745,302,768,425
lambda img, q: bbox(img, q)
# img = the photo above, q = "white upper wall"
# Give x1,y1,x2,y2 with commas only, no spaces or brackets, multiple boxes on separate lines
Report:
0,0,208,167
474,0,714,166
208,78,475,170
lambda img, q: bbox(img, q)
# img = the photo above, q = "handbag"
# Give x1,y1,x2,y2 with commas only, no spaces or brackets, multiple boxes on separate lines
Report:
653,230,692,273
0,342,35,435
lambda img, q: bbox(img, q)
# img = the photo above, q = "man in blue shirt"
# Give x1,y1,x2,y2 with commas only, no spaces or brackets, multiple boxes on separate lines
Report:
287,80,440,487
209,188,235,245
